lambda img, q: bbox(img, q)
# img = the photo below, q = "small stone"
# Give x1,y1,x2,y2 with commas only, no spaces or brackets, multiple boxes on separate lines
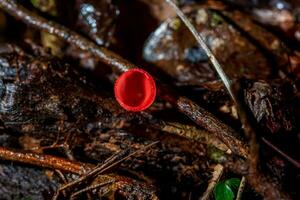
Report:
196,9,208,25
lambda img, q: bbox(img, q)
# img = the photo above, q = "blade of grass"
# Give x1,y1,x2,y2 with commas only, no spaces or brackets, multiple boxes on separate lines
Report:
165,0,236,103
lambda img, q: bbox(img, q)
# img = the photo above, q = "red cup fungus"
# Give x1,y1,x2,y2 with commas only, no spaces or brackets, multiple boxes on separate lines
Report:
114,68,156,112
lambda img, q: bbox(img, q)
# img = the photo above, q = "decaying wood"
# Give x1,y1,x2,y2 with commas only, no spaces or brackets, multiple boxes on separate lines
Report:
0,45,215,193
0,0,248,159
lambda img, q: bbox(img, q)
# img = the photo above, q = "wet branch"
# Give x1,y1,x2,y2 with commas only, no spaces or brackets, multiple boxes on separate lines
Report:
160,121,230,153
0,146,91,174
177,97,248,157
0,0,132,73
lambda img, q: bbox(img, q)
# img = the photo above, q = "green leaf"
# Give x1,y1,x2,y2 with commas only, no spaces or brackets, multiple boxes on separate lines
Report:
207,145,227,163
225,178,241,192
211,12,223,27
213,182,234,200
213,178,241,200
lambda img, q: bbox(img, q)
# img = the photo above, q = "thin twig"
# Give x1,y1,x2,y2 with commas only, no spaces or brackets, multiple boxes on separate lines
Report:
55,151,124,195
55,170,68,184
52,142,158,199
262,137,300,168
54,170,68,197
236,176,246,200
58,141,158,192
200,164,224,200
70,179,115,199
